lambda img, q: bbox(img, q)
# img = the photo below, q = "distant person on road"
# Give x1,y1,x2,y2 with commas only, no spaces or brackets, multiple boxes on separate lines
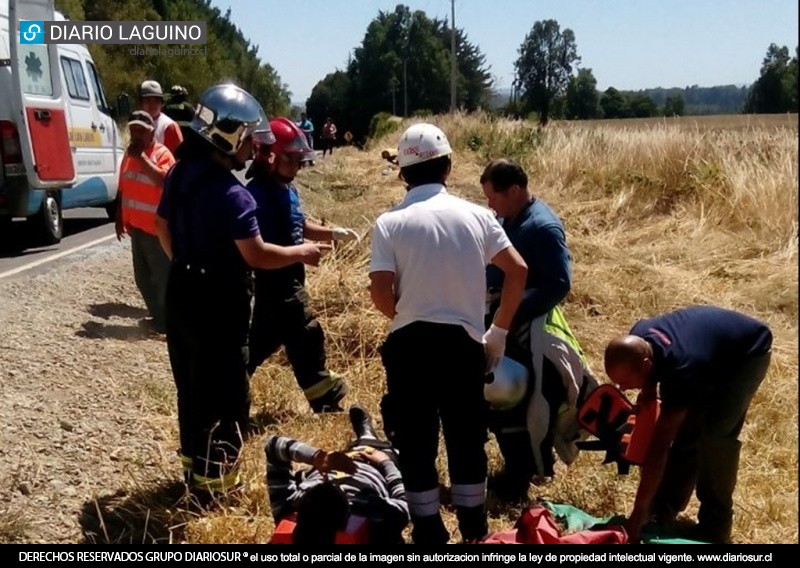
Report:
321,117,337,157
154,84,328,493
245,117,358,413
138,80,183,154
297,113,315,166
115,110,175,334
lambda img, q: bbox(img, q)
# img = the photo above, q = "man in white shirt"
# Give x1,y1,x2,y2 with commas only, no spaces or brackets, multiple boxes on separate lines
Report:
139,80,184,154
369,123,527,544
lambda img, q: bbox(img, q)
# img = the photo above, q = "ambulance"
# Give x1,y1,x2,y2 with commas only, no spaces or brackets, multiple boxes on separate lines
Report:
1,0,123,244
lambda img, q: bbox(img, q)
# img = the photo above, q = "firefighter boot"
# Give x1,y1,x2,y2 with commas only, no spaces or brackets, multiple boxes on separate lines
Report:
349,404,378,439
309,374,348,413
456,505,488,543
411,513,450,545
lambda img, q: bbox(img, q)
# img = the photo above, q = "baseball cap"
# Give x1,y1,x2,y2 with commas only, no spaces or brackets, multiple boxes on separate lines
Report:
128,110,155,130
139,80,164,99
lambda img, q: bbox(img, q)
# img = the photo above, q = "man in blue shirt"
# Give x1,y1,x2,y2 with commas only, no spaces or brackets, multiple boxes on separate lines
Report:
245,117,358,413
604,305,772,543
481,159,598,498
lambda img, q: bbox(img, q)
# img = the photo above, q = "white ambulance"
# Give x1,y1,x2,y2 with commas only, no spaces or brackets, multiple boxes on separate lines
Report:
1,0,122,244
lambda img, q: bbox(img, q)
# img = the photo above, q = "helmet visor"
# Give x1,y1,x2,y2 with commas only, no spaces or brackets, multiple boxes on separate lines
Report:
193,100,270,154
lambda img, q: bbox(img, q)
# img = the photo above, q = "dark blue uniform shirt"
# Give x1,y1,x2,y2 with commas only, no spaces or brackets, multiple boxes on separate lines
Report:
246,176,306,285
158,159,259,273
631,305,772,409
486,198,571,323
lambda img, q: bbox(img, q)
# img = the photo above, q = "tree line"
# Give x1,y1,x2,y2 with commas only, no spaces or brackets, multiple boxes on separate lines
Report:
307,7,798,135
55,0,292,117
54,2,797,136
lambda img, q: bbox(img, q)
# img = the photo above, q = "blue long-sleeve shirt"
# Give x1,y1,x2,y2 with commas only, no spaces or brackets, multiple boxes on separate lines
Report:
487,198,571,326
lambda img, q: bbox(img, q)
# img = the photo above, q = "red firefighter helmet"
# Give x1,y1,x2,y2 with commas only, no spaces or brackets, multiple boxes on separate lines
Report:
270,117,316,162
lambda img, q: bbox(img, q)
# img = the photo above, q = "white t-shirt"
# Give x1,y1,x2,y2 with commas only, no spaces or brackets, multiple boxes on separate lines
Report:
153,112,177,144
369,183,512,343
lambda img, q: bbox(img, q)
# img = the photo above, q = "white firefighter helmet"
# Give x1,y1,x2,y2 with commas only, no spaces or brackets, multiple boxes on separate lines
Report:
484,356,529,411
397,123,452,168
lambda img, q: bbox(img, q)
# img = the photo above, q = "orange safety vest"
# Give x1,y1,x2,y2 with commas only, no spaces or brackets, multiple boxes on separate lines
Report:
119,142,174,235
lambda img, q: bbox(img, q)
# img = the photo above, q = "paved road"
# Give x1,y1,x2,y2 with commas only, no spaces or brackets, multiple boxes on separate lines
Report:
0,208,115,280
0,155,314,281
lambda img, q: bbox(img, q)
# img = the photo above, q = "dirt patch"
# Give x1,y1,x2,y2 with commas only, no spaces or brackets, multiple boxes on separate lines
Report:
0,241,178,543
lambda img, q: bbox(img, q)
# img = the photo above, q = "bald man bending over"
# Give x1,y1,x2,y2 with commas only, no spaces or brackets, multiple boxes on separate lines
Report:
604,305,772,544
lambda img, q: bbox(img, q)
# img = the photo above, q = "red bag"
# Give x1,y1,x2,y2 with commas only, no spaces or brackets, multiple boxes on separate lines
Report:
482,506,627,544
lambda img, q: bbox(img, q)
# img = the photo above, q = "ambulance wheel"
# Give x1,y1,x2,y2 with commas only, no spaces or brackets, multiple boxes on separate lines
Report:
30,193,63,245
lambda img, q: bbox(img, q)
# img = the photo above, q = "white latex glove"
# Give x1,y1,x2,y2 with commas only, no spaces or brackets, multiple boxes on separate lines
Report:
332,227,360,242
482,324,508,373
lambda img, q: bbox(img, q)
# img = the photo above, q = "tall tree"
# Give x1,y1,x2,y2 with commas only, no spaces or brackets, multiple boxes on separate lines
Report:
306,71,353,137
600,87,630,119
745,43,797,113
514,19,580,125
663,94,685,116
628,93,658,118
433,22,493,110
55,0,291,117
564,68,600,119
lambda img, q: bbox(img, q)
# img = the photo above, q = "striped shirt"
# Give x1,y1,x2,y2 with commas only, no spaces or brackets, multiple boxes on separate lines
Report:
265,436,408,536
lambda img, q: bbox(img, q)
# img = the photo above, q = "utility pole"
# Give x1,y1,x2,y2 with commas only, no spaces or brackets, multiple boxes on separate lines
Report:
403,60,408,117
390,76,399,116
450,0,456,111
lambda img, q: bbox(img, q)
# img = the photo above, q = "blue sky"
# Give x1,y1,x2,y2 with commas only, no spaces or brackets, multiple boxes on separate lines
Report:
210,0,799,104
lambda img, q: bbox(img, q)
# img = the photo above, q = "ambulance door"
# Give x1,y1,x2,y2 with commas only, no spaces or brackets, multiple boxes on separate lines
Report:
9,0,75,187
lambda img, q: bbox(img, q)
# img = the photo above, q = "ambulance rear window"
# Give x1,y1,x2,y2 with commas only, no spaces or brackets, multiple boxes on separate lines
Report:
19,45,54,96
60,56,90,101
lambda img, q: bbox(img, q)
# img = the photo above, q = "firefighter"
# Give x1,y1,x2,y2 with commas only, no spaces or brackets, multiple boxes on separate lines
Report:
163,85,195,137
153,84,329,493
368,123,527,544
604,305,773,543
245,117,357,413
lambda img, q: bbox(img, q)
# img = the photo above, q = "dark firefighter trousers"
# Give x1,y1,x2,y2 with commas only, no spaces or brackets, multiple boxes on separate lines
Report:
166,264,252,489
248,277,338,405
380,321,489,543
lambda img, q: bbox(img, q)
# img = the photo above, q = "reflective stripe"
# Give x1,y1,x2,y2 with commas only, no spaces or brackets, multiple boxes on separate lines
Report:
407,487,440,517
303,376,338,401
543,305,588,366
451,482,487,508
121,170,159,186
121,198,159,213
191,471,241,493
180,454,193,472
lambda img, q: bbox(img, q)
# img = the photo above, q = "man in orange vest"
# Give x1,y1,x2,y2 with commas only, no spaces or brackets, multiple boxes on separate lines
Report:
115,110,176,334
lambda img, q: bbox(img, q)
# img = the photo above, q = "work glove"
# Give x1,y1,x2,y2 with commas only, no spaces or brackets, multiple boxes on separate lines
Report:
332,227,360,242
482,324,508,373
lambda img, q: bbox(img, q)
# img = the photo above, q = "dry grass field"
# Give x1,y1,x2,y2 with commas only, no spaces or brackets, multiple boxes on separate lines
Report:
7,113,790,545
172,112,796,544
